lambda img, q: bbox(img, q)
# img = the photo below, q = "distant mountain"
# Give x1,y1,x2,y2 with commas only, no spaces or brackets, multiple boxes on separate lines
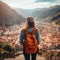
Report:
0,1,26,27
14,8,25,18
32,5,60,20
45,12,60,25
14,5,60,21
6,4,60,26
14,8,41,18
14,5,60,26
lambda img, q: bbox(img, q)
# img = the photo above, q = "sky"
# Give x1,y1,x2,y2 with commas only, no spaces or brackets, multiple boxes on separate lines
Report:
1,0,60,9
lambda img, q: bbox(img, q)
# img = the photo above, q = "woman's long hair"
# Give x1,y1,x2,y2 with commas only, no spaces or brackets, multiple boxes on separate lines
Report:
22,17,36,30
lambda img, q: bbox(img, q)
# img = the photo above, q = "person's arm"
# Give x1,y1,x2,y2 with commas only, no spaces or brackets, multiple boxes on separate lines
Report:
36,29,41,45
20,30,25,45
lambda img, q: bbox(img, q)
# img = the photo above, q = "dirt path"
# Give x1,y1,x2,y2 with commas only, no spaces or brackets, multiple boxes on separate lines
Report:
4,55,46,60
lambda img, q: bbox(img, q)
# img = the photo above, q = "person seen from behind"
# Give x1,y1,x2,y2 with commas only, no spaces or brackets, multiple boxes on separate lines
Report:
20,17,41,60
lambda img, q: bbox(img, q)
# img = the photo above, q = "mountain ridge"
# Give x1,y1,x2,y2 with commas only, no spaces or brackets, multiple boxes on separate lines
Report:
0,1,26,27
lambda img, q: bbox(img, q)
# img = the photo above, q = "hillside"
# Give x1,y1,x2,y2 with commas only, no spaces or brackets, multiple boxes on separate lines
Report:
45,12,60,25
0,1,26,27
32,5,60,20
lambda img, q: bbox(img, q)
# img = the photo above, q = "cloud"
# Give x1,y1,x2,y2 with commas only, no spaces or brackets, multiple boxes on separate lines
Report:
1,0,36,8
1,0,35,4
35,0,56,2
1,0,60,9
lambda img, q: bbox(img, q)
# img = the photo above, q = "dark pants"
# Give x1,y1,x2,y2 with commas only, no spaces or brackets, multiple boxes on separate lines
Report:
23,52,37,60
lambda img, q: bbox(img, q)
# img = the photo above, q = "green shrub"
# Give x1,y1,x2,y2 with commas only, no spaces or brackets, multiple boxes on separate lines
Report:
4,44,14,52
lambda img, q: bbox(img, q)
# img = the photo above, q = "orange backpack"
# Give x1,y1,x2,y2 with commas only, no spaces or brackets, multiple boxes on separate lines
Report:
23,28,38,54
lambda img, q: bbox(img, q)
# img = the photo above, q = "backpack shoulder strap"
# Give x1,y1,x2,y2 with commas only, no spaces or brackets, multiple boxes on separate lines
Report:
32,27,38,34
22,28,28,35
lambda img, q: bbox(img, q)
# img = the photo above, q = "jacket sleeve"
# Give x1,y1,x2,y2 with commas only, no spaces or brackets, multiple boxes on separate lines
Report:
20,30,26,45
36,29,41,44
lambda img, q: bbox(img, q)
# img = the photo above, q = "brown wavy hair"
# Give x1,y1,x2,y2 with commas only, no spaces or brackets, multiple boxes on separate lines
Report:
22,17,36,30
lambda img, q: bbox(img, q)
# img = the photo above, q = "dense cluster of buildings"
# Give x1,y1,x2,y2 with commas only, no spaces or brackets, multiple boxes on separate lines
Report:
0,22,60,49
